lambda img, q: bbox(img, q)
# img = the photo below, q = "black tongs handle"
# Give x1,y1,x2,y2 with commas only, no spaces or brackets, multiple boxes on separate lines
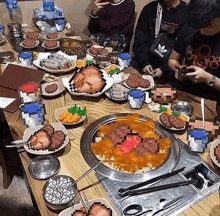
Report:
120,179,194,197
118,167,185,194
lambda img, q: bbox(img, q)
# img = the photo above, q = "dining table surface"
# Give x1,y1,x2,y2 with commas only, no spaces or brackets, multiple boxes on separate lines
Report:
1,29,220,216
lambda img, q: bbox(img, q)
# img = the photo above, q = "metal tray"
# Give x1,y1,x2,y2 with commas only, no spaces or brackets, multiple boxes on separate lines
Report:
80,113,180,182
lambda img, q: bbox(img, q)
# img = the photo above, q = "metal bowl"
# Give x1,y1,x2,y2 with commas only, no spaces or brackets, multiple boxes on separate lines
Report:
0,51,15,64
171,101,194,116
80,113,180,182
43,175,77,210
28,155,60,180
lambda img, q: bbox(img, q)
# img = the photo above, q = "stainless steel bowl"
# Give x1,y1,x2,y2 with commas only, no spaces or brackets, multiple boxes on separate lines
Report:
0,51,15,64
43,175,77,210
171,101,194,116
95,56,111,68
28,155,60,180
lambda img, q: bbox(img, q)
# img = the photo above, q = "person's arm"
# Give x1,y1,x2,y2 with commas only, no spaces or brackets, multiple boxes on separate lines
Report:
88,0,110,34
133,4,155,71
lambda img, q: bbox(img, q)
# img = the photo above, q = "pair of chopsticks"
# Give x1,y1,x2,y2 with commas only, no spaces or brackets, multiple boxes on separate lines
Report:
117,167,185,198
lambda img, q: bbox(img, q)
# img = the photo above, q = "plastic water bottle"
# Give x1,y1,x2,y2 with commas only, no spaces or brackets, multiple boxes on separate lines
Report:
42,0,56,33
5,0,23,24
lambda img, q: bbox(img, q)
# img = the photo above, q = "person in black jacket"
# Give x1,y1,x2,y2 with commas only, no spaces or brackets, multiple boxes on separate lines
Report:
132,0,187,80
168,0,220,119
88,0,135,52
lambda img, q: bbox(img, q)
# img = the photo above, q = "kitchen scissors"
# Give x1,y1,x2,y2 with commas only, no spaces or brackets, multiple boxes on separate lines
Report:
122,196,184,216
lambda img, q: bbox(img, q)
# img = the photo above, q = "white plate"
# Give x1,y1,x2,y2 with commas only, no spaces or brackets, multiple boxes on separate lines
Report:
42,40,60,50
19,40,40,49
23,122,69,155
62,67,114,97
58,198,117,216
55,105,87,126
101,64,124,75
123,75,155,91
23,32,41,40
157,112,189,131
88,45,113,57
41,80,65,97
42,33,61,40
33,51,77,74
210,139,220,168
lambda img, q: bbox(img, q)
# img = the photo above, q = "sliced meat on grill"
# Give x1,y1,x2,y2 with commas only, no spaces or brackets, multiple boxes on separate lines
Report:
139,78,150,88
48,130,65,151
45,83,58,93
23,39,36,47
42,124,54,137
30,129,51,150
26,32,39,39
105,124,132,147
135,138,159,156
46,33,58,39
169,115,186,129
44,40,57,48
160,113,172,128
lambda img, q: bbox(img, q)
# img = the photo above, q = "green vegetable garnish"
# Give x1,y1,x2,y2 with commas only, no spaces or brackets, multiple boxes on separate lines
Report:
68,105,78,114
77,107,87,116
159,106,167,112
115,68,120,73
172,111,180,116
109,70,116,76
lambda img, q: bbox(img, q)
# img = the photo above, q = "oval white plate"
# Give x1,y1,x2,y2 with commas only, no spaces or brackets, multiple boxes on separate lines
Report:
210,139,220,168
33,51,77,74
123,74,155,91
19,40,40,49
157,112,189,131
42,33,61,40
58,198,117,216
88,44,112,57
42,40,60,50
23,122,69,155
41,80,65,97
23,32,41,40
55,105,87,126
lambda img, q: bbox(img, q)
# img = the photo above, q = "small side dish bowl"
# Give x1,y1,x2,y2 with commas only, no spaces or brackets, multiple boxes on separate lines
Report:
43,175,77,210
55,105,87,126
171,101,194,116
210,139,220,169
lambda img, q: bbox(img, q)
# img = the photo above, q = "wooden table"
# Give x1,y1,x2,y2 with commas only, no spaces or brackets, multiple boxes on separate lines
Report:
1,35,220,216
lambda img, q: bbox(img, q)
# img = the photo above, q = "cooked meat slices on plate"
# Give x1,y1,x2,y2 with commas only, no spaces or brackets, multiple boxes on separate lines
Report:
169,115,186,129
48,130,65,150
42,124,54,137
30,129,51,150
44,40,57,48
26,32,39,39
46,33,58,39
160,113,172,128
23,39,36,47
45,83,58,94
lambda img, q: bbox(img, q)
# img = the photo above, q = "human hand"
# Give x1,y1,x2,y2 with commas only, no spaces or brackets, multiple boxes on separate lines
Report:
94,0,109,9
142,65,154,76
153,68,163,78
184,66,212,84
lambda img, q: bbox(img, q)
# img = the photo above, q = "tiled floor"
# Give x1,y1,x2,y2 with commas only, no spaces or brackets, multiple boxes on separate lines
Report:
0,165,40,216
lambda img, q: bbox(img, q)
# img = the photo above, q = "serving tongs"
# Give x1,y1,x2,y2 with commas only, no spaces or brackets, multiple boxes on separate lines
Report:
118,167,185,198
5,139,29,148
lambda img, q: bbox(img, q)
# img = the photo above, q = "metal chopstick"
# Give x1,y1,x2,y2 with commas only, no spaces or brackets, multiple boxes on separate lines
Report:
118,167,185,194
